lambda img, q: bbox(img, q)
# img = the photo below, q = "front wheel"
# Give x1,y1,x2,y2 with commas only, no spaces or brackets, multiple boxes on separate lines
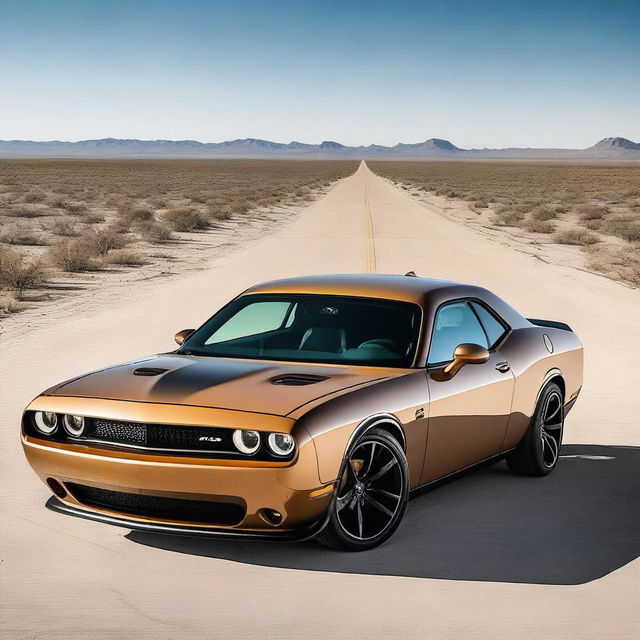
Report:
507,382,564,476
316,428,409,551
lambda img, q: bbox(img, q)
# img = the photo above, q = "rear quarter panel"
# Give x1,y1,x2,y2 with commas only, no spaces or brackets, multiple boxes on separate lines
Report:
500,326,583,449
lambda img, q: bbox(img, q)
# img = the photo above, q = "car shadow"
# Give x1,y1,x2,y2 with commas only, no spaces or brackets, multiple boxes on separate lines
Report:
126,444,640,585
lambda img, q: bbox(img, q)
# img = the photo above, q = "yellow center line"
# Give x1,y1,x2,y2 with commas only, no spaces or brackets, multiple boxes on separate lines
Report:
364,175,377,273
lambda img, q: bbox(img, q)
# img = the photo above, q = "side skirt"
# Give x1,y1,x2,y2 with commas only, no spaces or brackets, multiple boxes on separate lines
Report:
409,448,517,498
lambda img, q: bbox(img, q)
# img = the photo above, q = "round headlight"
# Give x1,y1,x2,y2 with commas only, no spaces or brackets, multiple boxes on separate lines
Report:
34,411,58,435
267,432,295,457
63,415,85,437
232,429,260,455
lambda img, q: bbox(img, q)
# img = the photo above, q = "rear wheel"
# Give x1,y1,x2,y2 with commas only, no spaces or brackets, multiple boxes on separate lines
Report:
507,382,564,476
316,428,409,551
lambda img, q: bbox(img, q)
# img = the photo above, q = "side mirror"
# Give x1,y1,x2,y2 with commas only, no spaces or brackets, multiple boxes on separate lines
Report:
174,329,195,346
432,343,489,380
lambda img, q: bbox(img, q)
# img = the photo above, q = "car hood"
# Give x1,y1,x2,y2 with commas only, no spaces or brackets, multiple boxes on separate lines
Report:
47,354,403,416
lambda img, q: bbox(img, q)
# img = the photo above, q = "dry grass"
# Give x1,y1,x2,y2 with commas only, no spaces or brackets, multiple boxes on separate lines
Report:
369,160,640,285
0,158,357,315
0,245,47,298
163,207,209,231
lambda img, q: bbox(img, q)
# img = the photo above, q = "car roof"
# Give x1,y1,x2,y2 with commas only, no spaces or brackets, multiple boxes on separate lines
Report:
244,274,472,304
242,273,528,330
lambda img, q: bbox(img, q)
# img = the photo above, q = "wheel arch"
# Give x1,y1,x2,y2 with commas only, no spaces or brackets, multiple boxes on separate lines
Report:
539,368,566,403
529,368,565,423
344,413,406,457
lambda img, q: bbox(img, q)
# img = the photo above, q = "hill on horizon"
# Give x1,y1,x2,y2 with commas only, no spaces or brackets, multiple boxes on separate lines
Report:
0,136,638,159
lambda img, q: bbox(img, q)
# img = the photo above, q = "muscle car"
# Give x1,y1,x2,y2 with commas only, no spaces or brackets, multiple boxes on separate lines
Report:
21,274,583,550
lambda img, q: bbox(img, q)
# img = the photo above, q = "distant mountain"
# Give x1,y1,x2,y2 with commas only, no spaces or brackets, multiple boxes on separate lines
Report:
0,136,638,159
585,137,640,156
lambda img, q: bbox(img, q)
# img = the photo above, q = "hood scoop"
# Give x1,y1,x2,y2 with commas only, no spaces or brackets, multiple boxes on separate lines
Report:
270,374,328,386
133,367,169,377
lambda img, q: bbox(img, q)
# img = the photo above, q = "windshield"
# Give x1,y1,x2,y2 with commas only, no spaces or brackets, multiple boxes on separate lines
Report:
179,294,421,367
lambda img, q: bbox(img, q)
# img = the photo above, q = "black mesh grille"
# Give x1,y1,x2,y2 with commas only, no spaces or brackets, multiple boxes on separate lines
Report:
83,419,235,454
66,483,245,525
93,419,146,445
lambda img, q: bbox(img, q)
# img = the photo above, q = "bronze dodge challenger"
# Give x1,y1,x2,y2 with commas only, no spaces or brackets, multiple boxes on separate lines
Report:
22,274,583,550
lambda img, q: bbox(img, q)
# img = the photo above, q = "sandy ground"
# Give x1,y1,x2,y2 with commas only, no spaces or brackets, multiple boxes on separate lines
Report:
1,162,638,639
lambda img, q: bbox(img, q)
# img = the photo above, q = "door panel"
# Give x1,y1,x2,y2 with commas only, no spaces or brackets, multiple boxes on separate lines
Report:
421,351,514,483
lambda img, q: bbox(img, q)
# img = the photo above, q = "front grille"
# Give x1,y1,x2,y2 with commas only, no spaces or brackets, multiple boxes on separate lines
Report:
66,483,245,526
86,419,233,454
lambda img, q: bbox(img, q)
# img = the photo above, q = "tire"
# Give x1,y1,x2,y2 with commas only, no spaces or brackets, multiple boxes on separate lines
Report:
316,427,409,551
506,382,564,476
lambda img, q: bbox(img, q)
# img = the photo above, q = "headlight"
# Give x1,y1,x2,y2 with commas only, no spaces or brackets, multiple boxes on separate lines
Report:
33,411,58,435
267,432,295,457
232,429,260,455
63,415,85,437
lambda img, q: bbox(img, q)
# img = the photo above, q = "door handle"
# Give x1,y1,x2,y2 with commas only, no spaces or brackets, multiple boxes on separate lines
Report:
495,362,510,373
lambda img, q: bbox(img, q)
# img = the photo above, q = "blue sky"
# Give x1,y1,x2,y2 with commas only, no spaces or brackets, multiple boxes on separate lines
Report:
0,0,638,147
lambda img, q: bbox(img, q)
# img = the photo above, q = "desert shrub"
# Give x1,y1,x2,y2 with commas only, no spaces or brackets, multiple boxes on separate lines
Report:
117,203,155,224
601,217,640,242
529,207,558,221
133,220,174,243
0,292,25,315
50,218,79,237
473,200,489,209
525,218,555,234
81,211,105,224
554,229,598,245
47,238,103,271
83,229,129,255
163,207,209,231
576,204,609,220
586,246,640,286
493,206,526,226
554,205,569,214
106,249,148,266
206,203,232,221
0,246,47,297
7,206,50,218
48,196,67,208
0,223,48,246
63,201,89,214
147,196,168,208
23,192,46,203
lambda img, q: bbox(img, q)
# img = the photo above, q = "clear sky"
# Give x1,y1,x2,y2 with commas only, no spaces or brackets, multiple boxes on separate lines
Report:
0,0,638,148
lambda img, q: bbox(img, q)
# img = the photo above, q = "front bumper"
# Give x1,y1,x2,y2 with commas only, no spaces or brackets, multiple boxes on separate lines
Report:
46,495,330,540
23,433,334,536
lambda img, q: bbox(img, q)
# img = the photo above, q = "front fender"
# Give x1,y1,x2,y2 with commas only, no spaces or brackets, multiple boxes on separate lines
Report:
297,372,429,485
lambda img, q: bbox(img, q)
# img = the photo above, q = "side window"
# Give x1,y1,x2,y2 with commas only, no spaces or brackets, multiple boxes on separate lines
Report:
470,301,507,347
428,301,488,364
205,301,292,344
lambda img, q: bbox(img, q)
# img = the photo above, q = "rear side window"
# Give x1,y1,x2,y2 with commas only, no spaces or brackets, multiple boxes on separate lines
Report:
470,301,507,347
428,301,488,364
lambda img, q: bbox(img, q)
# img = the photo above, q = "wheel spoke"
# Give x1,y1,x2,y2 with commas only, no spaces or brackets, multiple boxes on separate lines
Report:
370,487,400,501
545,395,562,423
336,489,354,513
368,458,398,483
544,421,563,431
365,494,394,518
363,442,377,478
356,501,364,538
542,430,559,465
